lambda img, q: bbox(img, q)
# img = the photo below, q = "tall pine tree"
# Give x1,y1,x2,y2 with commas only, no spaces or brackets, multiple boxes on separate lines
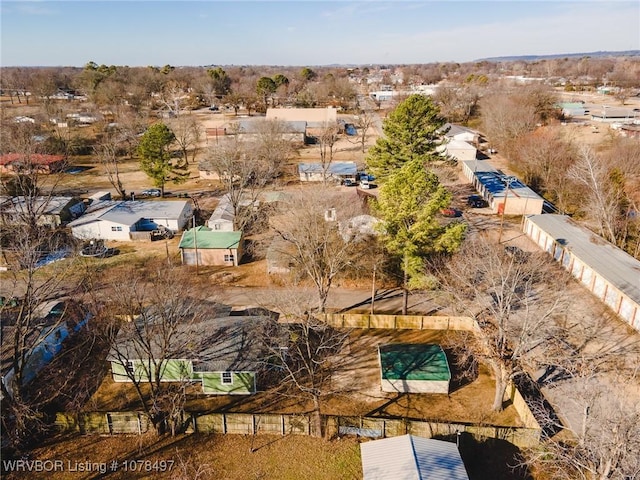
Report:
366,94,446,181
137,123,188,196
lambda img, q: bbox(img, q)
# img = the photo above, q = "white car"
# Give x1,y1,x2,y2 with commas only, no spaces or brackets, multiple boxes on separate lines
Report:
141,188,162,197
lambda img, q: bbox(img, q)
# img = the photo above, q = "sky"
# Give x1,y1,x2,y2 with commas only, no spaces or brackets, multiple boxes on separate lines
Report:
1,1,639,67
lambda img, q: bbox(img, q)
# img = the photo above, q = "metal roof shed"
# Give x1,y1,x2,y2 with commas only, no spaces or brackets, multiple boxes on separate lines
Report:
360,434,469,480
378,344,451,394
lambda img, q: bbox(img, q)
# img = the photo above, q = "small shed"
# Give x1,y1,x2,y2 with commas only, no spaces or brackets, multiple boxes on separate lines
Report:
179,227,243,266
360,434,469,480
378,344,451,394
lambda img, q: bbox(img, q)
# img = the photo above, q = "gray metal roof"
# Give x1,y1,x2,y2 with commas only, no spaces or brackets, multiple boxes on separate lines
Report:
298,161,357,175
442,123,477,139
361,435,469,480
108,313,278,372
461,159,543,201
2,196,78,216
68,200,190,227
527,214,640,305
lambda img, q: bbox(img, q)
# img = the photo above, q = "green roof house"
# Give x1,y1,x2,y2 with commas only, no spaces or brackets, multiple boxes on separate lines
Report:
179,226,243,266
378,344,451,394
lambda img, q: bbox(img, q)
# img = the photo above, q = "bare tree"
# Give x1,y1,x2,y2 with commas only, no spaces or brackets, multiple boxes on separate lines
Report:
0,135,85,450
317,122,339,185
349,109,376,153
270,188,366,312
523,375,640,480
167,114,202,166
479,91,538,156
259,291,350,437
567,145,624,246
202,131,274,232
159,80,189,117
103,264,210,436
253,119,297,178
513,128,576,200
94,133,128,199
436,235,571,411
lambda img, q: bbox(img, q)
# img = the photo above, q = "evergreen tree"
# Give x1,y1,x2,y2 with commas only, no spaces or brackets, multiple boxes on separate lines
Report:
375,159,466,313
137,123,188,196
366,94,446,181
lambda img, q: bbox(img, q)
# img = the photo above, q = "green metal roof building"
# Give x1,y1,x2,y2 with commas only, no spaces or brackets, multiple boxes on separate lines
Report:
178,227,243,266
378,344,451,394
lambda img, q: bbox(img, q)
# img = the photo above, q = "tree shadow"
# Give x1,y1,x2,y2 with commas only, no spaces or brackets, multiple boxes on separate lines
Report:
432,432,533,480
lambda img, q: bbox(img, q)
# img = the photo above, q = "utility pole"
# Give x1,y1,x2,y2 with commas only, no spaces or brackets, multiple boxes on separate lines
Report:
370,263,377,315
193,216,199,275
498,176,516,244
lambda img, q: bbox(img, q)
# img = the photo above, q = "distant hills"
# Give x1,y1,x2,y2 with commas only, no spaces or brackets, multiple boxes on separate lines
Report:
476,50,640,62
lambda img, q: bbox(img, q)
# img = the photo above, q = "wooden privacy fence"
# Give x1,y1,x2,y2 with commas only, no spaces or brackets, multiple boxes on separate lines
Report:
54,412,540,448
321,313,480,331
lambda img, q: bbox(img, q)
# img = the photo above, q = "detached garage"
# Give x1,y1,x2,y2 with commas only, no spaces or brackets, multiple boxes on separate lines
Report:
378,344,451,394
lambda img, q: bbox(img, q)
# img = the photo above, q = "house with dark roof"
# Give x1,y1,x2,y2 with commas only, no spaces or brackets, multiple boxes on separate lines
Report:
107,313,278,395
0,196,85,228
179,227,243,266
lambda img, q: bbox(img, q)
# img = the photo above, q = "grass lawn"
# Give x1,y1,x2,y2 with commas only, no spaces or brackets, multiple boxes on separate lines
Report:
2,433,363,480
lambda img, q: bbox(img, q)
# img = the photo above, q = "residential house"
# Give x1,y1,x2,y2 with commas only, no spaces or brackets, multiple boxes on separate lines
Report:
0,153,66,175
108,313,278,395
0,196,85,228
179,227,243,266
67,200,192,241
442,123,480,144
207,195,236,231
298,161,357,183
360,435,469,480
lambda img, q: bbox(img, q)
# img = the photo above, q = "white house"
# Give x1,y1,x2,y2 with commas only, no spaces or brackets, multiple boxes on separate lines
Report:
443,124,479,144
298,161,357,183
207,195,236,232
68,200,192,241
439,139,477,162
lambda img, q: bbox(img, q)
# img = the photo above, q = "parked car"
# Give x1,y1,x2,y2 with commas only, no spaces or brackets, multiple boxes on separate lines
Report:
141,188,162,197
467,195,488,208
343,178,356,187
440,207,461,218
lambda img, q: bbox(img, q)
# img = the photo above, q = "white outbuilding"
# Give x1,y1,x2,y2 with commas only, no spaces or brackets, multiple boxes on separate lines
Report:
360,435,469,480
